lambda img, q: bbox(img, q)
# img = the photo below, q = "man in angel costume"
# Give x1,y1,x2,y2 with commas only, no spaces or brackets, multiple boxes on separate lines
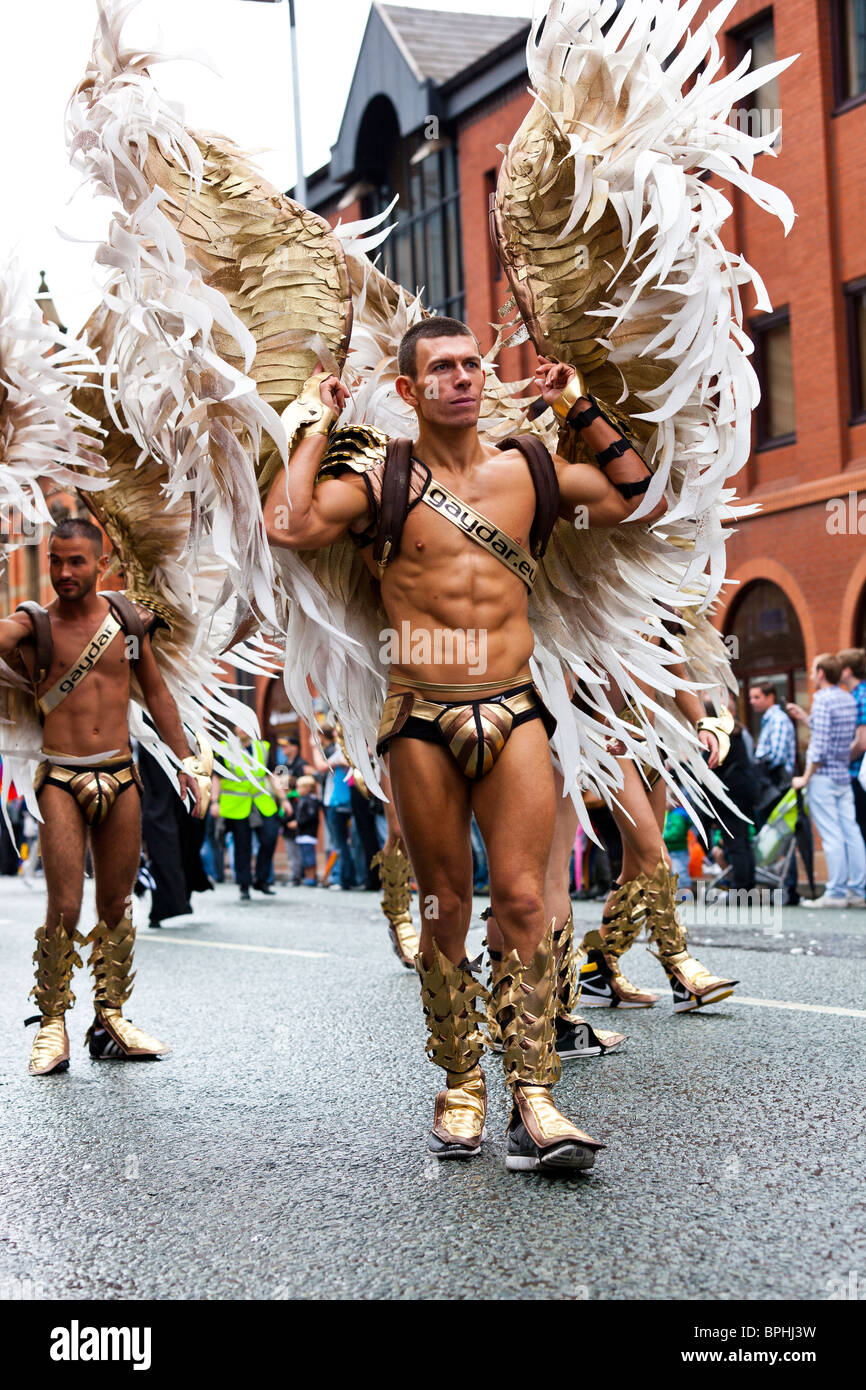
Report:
263,327,666,1173
0,519,205,1074
65,0,794,1167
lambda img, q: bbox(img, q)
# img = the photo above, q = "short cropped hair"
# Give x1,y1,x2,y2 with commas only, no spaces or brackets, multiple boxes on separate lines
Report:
49,517,104,555
814,652,842,685
397,317,479,378
749,680,778,700
837,648,866,681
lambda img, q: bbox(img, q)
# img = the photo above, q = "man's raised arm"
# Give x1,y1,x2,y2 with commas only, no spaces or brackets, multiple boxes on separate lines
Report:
533,358,667,528
263,372,371,551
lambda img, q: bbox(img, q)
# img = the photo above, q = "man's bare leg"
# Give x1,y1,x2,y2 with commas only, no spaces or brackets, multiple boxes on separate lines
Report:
484,768,625,1057
86,789,169,1058
27,787,88,1075
471,721,603,1172
389,739,486,1158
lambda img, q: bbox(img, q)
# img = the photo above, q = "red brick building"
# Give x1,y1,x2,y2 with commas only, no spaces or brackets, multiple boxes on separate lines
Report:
304,1,866,735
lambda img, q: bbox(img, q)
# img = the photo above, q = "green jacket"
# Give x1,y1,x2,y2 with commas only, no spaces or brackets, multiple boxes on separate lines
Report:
218,740,278,819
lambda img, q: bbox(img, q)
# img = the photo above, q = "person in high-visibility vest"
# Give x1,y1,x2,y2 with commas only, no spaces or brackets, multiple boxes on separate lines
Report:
212,730,280,900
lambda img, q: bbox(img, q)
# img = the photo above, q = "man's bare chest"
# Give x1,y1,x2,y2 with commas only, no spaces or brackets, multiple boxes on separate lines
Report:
404,464,536,554
41,619,130,697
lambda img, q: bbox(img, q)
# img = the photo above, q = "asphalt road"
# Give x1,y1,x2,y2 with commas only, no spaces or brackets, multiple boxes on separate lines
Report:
1,876,864,1302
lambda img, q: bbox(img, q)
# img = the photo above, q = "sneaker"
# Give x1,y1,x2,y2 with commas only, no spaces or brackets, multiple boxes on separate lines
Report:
800,894,848,908
505,1087,603,1173
555,1014,625,1059
239,887,251,902
845,891,866,907
578,949,659,1008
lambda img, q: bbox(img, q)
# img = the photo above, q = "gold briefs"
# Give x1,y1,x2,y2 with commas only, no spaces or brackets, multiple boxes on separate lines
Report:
376,681,556,781
34,758,143,827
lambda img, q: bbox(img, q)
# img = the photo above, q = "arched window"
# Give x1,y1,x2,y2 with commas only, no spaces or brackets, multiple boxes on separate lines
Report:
726,580,808,738
357,97,464,319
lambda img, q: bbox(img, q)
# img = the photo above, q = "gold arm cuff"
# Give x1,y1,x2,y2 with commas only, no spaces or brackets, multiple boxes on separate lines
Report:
696,706,735,765
298,406,337,440
182,729,214,814
550,372,588,423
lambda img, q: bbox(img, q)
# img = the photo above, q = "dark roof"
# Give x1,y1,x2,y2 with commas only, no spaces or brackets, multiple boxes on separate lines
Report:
377,3,527,85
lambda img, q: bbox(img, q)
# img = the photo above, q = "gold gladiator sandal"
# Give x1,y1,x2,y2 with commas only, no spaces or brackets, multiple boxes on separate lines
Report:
26,921,85,1076
578,878,660,1008
416,942,488,1158
643,859,738,1013
493,922,603,1173
553,909,626,1058
85,912,170,1059
371,842,419,970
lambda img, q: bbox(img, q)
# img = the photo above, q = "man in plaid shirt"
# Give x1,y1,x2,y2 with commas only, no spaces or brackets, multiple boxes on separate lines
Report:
751,682,796,773
788,653,866,907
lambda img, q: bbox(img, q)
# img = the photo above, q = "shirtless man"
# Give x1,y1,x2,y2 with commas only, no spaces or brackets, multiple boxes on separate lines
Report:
0,518,202,1075
264,317,665,1174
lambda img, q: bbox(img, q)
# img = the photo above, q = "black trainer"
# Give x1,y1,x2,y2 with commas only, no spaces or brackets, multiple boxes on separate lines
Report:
555,1014,625,1059
505,1113,599,1173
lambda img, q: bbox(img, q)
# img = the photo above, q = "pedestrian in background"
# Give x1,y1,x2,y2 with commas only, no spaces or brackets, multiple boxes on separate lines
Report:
292,775,322,886
711,716,758,892
750,679,802,903
312,727,355,890
788,653,866,907
212,729,281,901
838,648,866,853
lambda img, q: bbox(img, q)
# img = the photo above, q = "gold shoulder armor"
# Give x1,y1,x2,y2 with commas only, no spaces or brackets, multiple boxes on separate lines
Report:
317,425,388,480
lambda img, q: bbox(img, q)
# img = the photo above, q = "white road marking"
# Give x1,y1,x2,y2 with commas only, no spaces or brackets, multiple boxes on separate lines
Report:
137,939,865,1015
730,995,866,1020
138,935,329,960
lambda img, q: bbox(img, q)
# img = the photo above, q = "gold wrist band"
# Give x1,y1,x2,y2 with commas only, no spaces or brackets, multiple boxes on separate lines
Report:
299,407,336,439
551,372,588,423
695,706,735,765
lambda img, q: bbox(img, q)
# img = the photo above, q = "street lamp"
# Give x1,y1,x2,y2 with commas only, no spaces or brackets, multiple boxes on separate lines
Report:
238,0,307,205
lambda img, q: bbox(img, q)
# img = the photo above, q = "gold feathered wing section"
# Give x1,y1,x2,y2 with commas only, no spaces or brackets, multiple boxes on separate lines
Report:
67,1,353,634
494,0,796,598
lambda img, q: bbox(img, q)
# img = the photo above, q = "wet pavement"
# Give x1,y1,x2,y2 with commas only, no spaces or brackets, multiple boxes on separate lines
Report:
1,876,864,1301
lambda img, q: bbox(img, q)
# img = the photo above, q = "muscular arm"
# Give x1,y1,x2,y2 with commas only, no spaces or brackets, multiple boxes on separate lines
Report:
135,637,202,813
262,371,371,550
534,357,667,527
556,457,660,527
263,439,371,550
0,612,33,657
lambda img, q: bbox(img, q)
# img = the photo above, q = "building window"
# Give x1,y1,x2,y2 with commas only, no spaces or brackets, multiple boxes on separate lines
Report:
732,10,781,145
751,308,796,448
359,102,464,321
833,0,866,107
726,579,807,747
845,277,866,422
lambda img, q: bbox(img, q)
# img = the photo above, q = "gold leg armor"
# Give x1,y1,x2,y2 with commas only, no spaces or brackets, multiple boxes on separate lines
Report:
492,922,603,1172
643,859,738,1013
553,910,626,1057
416,941,488,1158
26,920,85,1076
577,879,660,1008
371,842,419,970
84,912,170,1058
